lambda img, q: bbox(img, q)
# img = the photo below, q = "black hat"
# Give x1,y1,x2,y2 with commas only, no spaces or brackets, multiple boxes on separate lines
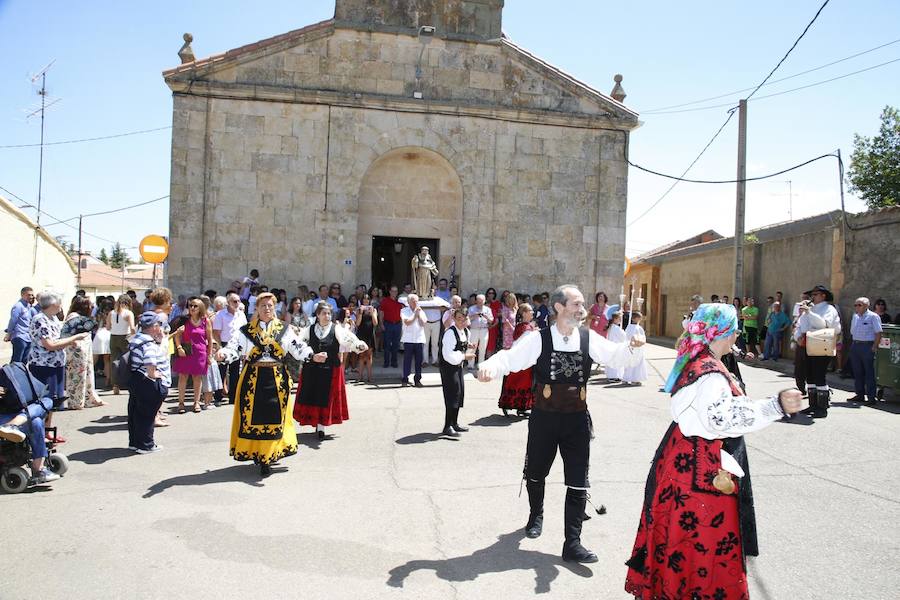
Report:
804,284,833,302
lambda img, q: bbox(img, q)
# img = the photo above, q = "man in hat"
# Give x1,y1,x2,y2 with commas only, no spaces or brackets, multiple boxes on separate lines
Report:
796,285,841,419
477,285,643,563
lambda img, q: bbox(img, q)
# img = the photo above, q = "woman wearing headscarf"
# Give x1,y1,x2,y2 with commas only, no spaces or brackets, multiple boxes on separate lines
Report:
294,301,368,440
216,292,313,476
625,303,804,600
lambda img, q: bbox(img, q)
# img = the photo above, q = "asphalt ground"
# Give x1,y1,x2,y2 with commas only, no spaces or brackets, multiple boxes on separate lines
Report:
3,343,898,599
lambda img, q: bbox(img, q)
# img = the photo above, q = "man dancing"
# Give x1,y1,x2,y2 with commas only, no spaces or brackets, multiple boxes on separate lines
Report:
477,284,643,563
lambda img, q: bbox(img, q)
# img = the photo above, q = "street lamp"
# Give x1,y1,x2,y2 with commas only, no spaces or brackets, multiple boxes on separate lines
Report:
414,25,435,99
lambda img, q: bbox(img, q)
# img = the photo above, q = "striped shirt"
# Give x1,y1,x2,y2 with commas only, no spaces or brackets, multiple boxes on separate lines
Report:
129,332,172,387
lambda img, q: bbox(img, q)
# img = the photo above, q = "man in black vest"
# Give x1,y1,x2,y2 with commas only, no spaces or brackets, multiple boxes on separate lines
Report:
478,284,643,563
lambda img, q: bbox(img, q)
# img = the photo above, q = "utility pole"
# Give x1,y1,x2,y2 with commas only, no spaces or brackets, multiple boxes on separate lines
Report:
77,214,83,286
733,99,747,300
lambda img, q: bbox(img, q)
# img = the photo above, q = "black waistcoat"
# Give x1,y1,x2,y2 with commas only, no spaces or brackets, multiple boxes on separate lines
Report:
309,325,340,367
534,327,592,385
438,326,469,369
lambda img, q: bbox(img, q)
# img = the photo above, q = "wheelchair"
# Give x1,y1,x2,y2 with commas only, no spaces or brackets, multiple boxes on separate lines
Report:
0,424,69,494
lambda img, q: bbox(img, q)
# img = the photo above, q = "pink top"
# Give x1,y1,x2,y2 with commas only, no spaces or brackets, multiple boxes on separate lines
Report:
173,317,209,376
590,303,609,337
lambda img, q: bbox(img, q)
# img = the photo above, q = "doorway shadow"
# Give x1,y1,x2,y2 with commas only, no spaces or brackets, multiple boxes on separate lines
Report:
386,530,592,594
143,464,268,498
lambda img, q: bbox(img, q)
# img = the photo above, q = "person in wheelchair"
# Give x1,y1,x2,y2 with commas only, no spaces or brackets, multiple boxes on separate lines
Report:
0,366,60,485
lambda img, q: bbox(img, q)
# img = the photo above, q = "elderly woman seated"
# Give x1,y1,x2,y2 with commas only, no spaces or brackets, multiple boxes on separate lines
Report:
0,367,59,484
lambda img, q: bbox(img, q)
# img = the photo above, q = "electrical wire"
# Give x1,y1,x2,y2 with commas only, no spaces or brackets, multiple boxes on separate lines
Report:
644,56,900,115
0,126,171,149
627,152,836,184
627,0,832,226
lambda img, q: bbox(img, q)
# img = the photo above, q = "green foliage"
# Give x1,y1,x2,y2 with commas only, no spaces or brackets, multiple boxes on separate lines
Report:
744,233,759,244
98,248,109,265
847,105,900,209
108,243,131,269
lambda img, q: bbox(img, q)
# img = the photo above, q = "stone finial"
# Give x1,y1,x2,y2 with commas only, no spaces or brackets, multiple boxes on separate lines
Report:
178,33,195,64
610,74,626,103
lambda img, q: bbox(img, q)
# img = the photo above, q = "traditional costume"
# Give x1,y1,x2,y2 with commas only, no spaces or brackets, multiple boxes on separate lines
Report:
497,321,537,415
622,323,648,384
219,316,311,469
293,322,365,437
439,323,470,436
480,322,639,562
625,303,787,599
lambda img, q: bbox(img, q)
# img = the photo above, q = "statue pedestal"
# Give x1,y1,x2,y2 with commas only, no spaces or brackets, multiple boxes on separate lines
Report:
399,296,450,309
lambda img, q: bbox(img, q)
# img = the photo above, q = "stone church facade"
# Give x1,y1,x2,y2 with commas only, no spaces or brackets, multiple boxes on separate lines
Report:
163,0,639,296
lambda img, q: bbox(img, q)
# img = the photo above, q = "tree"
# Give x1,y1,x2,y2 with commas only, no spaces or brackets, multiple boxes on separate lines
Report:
98,248,109,265
847,105,900,209
108,243,131,269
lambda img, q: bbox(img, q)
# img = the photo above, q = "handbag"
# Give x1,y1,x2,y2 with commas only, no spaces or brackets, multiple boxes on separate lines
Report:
806,328,836,357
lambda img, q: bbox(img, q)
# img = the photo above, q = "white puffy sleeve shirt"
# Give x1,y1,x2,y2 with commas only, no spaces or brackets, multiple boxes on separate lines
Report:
479,325,640,379
441,326,469,366
219,320,313,364
297,322,367,353
672,372,785,476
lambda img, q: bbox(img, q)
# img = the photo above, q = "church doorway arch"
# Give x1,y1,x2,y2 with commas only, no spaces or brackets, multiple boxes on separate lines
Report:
356,146,464,291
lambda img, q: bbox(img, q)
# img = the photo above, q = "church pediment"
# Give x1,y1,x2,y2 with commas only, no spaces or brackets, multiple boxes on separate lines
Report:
164,19,637,126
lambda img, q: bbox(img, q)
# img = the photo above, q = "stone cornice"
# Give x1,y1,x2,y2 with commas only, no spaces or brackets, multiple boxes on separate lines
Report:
167,79,639,132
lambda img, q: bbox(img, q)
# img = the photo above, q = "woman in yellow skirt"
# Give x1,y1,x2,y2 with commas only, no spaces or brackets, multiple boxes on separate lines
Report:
217,293,314,476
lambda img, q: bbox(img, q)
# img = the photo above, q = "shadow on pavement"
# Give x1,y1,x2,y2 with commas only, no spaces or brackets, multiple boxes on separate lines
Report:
386,530,592,594
468,414,525,427
395,432,459,444
68,447,135,464
91,414,128,424
777,415,815,427
143,464,266,498
78,423,129,435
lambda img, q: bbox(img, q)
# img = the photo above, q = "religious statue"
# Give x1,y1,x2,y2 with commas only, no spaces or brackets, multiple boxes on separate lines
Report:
411,246,439,299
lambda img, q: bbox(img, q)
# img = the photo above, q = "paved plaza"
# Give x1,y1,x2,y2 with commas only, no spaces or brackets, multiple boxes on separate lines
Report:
5,343,898,599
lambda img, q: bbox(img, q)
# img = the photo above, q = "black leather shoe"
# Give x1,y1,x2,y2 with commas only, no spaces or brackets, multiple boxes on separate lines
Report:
562,543,598,563
259,464,271,476
847,395,864,403
452,423,469,433
401,379,410,387
414,380,424,388
317,430,326,440
525,513,543,538
441,426,460,438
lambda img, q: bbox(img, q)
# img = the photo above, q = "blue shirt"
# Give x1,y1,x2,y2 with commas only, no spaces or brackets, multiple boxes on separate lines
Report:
129,332,172,387
534,305,550,329
766,310,790,333
435,289,451,302
6,299,37,342
850,310,882,342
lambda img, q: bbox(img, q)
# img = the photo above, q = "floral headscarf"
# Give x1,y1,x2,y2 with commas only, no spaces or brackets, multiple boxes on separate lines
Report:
664,303,739,393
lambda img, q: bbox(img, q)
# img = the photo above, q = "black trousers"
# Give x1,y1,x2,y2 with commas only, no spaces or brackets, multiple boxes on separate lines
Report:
219,360,241,403
128,377,168,451
525,409,591,488
806,355,831,387
439,364,464,408
794,345,807,391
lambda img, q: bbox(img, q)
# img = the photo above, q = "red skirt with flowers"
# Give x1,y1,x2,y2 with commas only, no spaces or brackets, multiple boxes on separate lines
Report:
498,368,535,411
625,424,748,600
293,367,349,426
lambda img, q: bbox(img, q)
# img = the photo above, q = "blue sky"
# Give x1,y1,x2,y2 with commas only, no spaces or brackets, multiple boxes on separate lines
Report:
1,0,897,259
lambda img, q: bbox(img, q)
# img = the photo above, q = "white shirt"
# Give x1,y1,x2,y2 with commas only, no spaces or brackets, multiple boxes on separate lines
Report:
672,372,784,476
423,306,443,323
850,310,882,342
468,304,493,329
219,319,312,363
401,306,427,344
797,301,840,337
479,324,639,379
297,322,365,351
212,308,247,343
301,298,318,318
441,326,469,366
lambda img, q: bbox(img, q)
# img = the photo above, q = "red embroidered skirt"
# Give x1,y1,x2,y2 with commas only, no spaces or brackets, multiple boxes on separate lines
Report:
293,367,349,426
625,425,748,600
498,368,535,411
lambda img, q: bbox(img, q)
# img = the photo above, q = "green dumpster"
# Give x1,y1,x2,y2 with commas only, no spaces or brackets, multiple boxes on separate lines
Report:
875,324,900,397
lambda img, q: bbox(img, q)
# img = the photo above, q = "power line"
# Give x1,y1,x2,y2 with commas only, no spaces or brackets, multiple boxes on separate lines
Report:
81,195,169,218
640,37,900,113
628,152,836,184
644,56,900,115
628,0,831,226
0,125,171,149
